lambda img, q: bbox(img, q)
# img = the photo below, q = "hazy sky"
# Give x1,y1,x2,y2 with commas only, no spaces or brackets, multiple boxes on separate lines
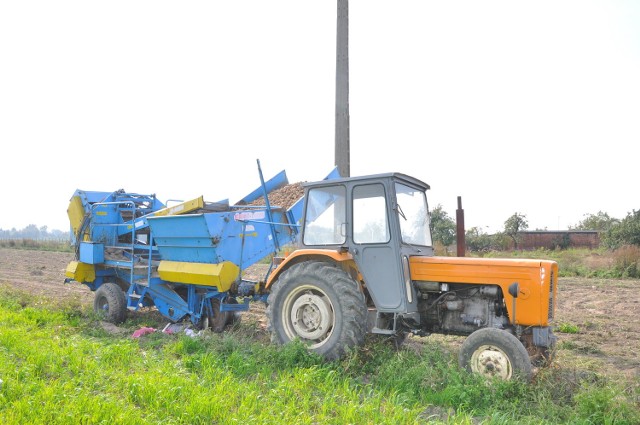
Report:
1,1,639,233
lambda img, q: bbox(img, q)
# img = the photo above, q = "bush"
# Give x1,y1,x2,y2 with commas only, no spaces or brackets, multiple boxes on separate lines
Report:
611,245,640,278
602,209,640,249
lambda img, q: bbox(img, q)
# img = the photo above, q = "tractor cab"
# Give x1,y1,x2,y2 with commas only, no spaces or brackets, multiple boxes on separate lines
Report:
299,173,433,316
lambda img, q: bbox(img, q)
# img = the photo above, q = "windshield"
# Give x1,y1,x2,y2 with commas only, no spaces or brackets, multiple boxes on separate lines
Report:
302,185,347,245
395,182,432,246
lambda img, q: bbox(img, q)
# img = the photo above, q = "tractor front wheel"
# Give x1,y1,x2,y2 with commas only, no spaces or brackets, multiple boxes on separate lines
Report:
267,261,367,361
458,328,533,381
93,282,127,324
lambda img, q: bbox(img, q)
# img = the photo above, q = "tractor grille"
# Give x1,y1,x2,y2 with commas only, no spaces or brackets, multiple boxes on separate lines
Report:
548,269,555,321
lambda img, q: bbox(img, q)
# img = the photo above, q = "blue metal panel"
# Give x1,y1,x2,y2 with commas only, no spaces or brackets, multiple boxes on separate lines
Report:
236,169,289,205
79,242,104,264
147,214,219,263
146,283,190,322
211,209,295,269
324,167,341,180
147,208,297,269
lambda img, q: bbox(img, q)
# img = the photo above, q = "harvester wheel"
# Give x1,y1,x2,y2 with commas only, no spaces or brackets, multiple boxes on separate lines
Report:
203,298,232,333
266,261,367,361
226,298,241,326
93,282,127,324
458,328,532,381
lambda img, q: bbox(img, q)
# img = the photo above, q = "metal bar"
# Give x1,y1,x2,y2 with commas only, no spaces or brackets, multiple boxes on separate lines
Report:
256,159,280,251
236,219,301,228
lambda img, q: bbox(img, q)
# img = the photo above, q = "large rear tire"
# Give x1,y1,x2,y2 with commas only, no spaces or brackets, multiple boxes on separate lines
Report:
93,282,127,324
267,261,367,361
458,328,533,381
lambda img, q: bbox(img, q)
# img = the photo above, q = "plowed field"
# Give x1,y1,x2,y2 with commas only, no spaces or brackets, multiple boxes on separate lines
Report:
1,247,638,382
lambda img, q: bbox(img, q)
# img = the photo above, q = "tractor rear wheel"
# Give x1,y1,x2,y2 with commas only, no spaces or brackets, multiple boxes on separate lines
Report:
93,282,127,324
267,261,367,361
458,328,533,381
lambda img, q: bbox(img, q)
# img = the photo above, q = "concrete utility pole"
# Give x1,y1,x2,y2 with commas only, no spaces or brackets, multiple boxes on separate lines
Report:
335,0,350,177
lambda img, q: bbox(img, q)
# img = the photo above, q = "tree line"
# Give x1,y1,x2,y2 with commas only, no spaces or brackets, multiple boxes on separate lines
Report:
4,208,639,251
0,224,69,240
430,207,640,252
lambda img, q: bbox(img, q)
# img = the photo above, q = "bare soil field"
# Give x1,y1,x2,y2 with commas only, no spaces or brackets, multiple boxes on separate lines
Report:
1,247,639,382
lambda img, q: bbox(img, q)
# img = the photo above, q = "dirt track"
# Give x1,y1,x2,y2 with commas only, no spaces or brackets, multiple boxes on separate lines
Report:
1,248,638,381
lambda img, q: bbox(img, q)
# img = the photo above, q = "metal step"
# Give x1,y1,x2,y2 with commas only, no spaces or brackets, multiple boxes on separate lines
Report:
371,327,396,335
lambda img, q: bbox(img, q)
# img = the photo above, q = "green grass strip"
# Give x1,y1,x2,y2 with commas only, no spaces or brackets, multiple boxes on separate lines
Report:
0,286,637,424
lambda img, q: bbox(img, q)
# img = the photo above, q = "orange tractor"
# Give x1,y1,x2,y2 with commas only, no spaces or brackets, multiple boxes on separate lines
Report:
265,171,557,380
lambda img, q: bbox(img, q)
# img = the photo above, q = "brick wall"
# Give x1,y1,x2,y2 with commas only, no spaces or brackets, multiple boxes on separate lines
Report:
511,231,600,250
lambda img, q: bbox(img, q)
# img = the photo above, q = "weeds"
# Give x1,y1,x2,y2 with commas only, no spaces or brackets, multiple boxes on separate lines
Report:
480,246,640,279
556,322,580,334
0,238,72,252
1,285,639,425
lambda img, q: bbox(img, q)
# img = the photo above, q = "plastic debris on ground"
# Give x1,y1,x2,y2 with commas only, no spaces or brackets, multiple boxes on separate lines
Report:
162,323,186,334
161,322,203,338
131,327,156,338
130,323,203,339
184,328,202,338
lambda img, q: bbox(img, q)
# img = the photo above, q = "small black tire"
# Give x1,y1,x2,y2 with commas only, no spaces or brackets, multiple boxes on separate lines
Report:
459,328,533,381
266,261,367,361
226,298,242,326
203,298,232,333
93,282,127,324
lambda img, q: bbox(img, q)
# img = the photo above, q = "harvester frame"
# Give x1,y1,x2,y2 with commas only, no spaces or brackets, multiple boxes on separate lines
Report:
65,162,325,332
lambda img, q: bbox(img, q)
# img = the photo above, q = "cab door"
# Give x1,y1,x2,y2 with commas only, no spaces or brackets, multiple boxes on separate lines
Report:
349,182,406,312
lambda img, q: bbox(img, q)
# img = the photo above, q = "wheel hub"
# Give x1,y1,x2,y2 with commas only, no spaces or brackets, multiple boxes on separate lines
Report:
291,293,332,340
97,297,109,311
471,344,512,379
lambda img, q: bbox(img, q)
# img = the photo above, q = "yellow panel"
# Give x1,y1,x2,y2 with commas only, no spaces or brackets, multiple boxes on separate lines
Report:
67,196,85,238
65,261,96,283
153,196,205,217
158,260,239,291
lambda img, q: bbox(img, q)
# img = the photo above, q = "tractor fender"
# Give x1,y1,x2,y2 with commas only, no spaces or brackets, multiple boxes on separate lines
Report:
265,249,360,290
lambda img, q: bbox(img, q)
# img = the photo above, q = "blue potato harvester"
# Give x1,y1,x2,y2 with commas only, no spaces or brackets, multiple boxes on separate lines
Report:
65,161,336,330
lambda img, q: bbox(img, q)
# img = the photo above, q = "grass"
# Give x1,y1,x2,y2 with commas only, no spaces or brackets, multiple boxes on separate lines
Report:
556,322,581,334
0,239,72,252
0,285,638,425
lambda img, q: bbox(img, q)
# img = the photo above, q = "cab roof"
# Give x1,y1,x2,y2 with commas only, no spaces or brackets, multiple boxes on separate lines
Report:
304,172,430,191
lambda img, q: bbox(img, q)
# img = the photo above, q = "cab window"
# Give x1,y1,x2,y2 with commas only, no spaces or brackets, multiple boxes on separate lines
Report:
353,184,389,244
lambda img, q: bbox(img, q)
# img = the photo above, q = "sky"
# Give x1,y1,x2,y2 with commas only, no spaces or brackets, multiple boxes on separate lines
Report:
1,1,639,234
